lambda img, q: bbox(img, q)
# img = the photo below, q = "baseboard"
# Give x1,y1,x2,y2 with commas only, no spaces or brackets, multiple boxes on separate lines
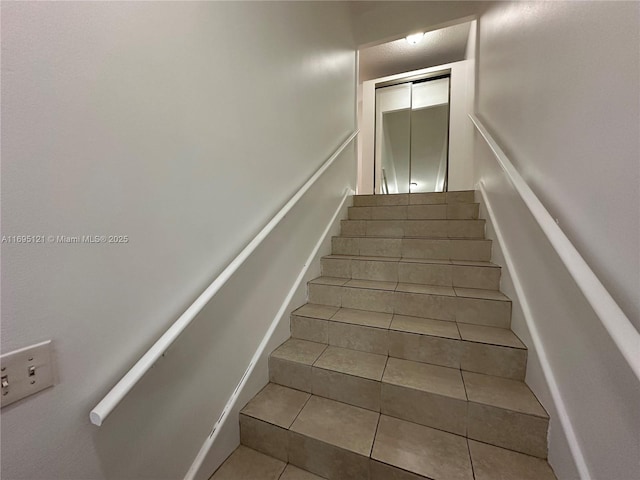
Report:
184,189,353,480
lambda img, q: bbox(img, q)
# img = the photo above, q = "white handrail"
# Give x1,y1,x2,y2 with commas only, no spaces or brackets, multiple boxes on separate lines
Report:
90,130,359,426
469,113,640,382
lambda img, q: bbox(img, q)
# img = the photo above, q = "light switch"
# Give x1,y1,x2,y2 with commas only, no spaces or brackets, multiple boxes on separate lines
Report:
1,340,54,408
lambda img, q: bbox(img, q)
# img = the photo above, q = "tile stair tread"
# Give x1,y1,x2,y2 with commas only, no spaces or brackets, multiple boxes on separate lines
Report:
314,345,387,381
323,254,500,268
210,445,286,480
236,388,554,480
349,202,480,207
289,395,379,456
292,305,524,349
353,191,475,205
269,339,542,416
309,276,511,301
335,234,488,240
240,383,311,429
338,235,486,240
270,338,327,365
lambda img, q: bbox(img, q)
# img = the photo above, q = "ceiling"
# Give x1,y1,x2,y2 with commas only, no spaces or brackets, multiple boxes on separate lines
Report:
359,22,471,82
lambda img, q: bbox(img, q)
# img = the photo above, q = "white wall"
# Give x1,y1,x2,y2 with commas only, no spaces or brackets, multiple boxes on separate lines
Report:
360,61,474,193
1,2,356,479
475,0,639,327
472,2,640,478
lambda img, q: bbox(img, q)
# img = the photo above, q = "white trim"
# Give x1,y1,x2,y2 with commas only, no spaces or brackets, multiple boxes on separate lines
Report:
470,114,640,382
183,188,353,480
89,131,359,426
478,183,591,480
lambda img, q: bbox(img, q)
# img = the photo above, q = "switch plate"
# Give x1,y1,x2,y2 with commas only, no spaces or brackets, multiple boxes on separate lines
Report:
1,340,54,408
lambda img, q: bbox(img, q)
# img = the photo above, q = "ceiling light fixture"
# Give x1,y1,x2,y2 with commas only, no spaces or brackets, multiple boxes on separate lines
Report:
405,33,425,45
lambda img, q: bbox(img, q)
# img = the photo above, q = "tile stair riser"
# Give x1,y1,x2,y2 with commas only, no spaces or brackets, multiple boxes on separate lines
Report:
331,237,492,261
290,316,526,380
242,388,549,463
348,204,480,220
352,191,475,207
307,284,511,328
339,220,485,239
321,258,501,290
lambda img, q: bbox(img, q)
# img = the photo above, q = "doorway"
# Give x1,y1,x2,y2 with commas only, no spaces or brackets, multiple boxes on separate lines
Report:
375,75,451,194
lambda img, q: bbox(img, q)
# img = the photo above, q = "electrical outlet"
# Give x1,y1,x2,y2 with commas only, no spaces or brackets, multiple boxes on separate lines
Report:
1,340,54,408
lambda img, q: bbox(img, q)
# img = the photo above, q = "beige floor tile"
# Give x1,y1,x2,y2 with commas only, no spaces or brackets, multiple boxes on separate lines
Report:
312,367,381,411
409,192,446,205
394,292,456,321
290,396,379,456
351,259,398,282
451,265,500,289
348,206,371,220
457,323,524,348
355,255,401,262
324,254,359,260
454,287,510,301
371,460,425,480
400,257,451,264
446,191,475,203
356,194,408,206
469,440,557,480
462,371,547,417
309,276,349,286
396,283,456,296
456,297,511,328
332,308,393,329
308,284,342,307
447,203,479,219
293,303,339,320
397,261,452,286
467,403,549,458
314,346,387,381
449,239,491,261
359,237,403,257
340,220,366,236
272,339,327,365
279,464,327,480
288,431,369,480
381,382,467,435
383,357,466,400
461,342,527,380
447,220,485,238
372,415,473,480
321,257,351,278
241,383,310,428
342,287,394,313
332,236,359,255
366,220,405,237
402,238,450,259
450,260,497,267
407,204,448,219
291,316,329,344
352,195,376,207
388,330,461,368
390,315,460,339
370,205,408,219
328,322,388,355
345,278,397,291
210,446,285,480
240,414,289,461
269,357,313,392
403,220,449,238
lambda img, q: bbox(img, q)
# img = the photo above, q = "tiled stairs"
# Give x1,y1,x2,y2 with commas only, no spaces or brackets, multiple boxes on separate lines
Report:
212,191,557,480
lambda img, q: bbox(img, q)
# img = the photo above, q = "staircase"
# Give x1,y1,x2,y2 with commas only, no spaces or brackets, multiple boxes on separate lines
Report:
211,191,557,480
